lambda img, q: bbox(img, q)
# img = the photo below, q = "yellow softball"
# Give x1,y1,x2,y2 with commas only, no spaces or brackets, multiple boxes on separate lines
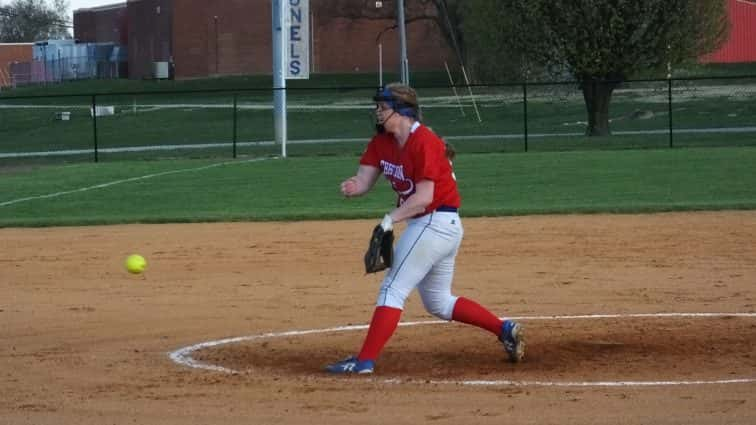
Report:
125,254,147,274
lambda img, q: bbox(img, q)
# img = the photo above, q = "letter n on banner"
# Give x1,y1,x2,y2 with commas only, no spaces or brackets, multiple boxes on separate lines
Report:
285,0,310,79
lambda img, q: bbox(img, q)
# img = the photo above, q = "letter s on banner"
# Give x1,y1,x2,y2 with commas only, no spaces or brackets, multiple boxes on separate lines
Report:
285,0,309,79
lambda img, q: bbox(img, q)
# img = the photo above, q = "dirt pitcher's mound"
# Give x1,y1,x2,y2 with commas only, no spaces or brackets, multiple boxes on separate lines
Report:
194,316,756,381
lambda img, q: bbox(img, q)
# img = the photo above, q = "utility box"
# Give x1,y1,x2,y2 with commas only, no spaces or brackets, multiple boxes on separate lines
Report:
90,105,115,117
152,61,169,79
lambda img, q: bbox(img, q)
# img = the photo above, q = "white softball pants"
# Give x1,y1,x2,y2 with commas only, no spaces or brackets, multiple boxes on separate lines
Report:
376,210,463,320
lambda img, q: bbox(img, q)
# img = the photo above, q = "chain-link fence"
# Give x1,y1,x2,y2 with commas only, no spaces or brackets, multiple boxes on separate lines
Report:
1,75,755,166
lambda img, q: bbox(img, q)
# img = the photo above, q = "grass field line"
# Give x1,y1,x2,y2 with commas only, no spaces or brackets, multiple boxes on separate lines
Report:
0,157,274,208
0,139,361,158
3,126,756,159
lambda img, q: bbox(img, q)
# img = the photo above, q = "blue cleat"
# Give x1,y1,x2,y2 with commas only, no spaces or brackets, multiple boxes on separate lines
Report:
325,356,375,374
499,320,525,362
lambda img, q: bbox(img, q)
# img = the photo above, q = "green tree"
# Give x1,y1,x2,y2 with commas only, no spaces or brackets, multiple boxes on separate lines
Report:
0,0,70,42
462,0,729,136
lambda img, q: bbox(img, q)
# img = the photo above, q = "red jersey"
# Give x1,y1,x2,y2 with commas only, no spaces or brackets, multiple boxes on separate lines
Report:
360,124,461,215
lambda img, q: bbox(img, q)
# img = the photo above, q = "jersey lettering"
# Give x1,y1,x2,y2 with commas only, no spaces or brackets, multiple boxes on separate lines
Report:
380,160,415,196
379,160,405,181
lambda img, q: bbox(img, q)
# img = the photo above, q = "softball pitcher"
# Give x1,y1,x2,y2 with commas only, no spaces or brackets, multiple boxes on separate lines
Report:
325,83,525,374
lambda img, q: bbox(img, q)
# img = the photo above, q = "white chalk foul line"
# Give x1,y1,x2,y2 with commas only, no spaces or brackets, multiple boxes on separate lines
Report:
428,378,756,387
5,126,756,159
168,312,756,387
0,157,275,208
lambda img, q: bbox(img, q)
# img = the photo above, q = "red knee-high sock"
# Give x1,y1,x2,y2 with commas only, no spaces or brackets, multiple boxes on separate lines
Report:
451,297,503,336
357,306,402,361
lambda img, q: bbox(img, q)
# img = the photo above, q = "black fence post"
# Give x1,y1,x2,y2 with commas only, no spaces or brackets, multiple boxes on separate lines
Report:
522,81,528,152
233,93,238,158
667,78,673,148
91,94,99,162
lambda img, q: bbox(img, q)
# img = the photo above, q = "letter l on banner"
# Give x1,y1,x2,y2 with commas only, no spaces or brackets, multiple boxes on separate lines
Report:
285,0,310,79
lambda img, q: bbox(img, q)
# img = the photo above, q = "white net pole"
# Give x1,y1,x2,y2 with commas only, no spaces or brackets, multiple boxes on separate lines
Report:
444,61,465,117
460,65,482,123
379,43,383,86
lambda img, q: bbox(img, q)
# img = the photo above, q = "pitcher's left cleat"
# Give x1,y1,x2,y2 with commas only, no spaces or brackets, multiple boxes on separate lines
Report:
499,320,525,362
325,356,375,374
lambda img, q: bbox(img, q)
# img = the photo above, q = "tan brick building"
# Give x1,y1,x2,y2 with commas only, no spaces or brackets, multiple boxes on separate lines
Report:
73,2,129,45
75,0,453,80
172,0,453,79
126,0,173,79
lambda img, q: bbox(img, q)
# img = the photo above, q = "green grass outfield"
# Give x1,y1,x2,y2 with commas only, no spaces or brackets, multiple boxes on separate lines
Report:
1,146,755,227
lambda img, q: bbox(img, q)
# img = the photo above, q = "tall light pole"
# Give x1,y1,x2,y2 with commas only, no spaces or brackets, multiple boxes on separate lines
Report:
272,0,287,157
397,0,409,84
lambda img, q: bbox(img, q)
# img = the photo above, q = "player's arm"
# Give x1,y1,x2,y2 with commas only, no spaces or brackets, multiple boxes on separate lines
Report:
386,179,434,224
340,165,381,197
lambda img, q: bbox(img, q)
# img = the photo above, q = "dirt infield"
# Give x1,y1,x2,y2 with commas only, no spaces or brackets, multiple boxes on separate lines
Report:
2,211,755,424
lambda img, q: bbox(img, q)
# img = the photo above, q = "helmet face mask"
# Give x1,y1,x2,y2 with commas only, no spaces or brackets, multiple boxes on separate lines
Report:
374,102,392,133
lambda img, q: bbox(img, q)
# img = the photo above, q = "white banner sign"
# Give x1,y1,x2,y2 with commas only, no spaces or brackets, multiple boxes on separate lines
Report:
284,0,309,79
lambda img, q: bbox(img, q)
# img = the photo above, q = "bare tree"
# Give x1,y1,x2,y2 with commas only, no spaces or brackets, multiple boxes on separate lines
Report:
0,0,71,42
317,0,466,68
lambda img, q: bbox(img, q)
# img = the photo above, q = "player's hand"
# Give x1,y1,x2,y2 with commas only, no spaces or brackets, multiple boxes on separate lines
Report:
379,213,393,232
340,177,360,197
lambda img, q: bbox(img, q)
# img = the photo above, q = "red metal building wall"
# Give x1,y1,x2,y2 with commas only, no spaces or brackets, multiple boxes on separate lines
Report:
702,0,756,63
0,43,33,87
